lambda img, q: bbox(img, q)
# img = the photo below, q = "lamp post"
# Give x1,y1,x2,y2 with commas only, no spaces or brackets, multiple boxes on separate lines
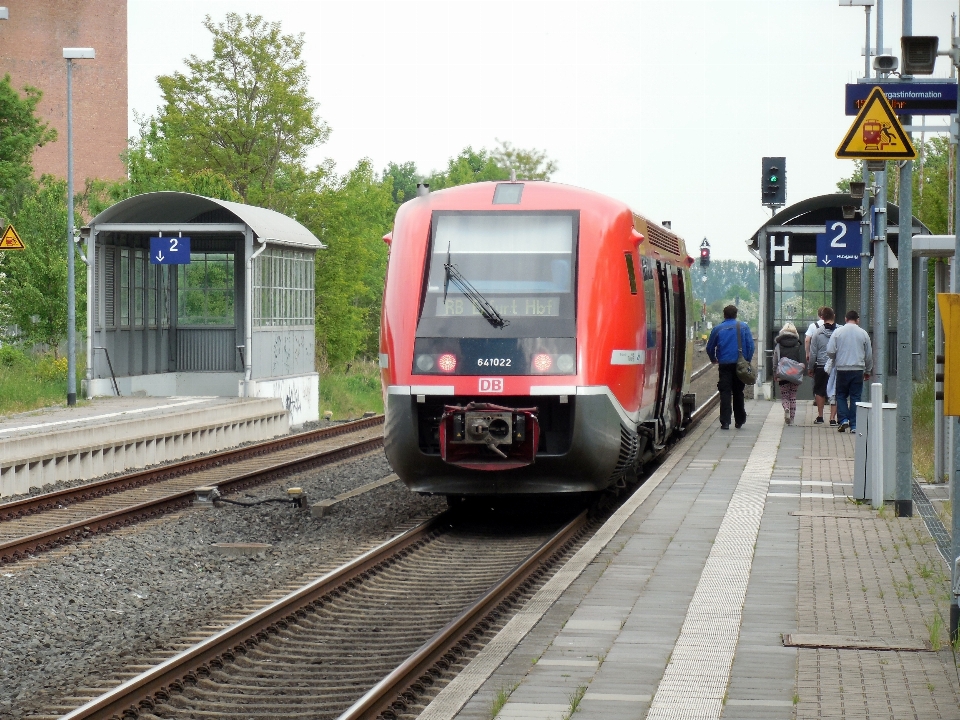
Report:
63,48,94,407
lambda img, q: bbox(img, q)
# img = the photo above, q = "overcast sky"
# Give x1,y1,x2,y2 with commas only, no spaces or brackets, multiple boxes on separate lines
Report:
129,0,958,261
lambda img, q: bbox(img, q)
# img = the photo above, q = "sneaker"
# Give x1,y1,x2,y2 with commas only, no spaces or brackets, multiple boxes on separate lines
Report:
814,416,824,424
784,409,790,423
830,419,838,426
838,419,850,433
720,423,730,430
735,422,744,429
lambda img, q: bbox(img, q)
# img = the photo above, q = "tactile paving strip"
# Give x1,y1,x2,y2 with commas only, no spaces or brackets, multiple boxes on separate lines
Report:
646,403,783,720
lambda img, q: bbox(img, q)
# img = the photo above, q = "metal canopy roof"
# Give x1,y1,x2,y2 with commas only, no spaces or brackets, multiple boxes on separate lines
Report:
88,192,324,250
746,193,930,255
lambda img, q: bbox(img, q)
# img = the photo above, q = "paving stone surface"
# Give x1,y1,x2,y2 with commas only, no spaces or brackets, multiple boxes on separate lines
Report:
431,399,960,720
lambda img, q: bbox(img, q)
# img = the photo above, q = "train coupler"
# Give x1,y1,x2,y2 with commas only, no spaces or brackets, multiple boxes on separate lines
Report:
438,402,540,471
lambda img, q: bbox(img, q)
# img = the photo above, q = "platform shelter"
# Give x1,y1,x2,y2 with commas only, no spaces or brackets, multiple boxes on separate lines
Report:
747,193,930,400
82,192,324,425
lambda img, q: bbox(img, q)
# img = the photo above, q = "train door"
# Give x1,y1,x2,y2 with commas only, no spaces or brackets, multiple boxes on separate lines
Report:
653,260,674,445
671,269,687,425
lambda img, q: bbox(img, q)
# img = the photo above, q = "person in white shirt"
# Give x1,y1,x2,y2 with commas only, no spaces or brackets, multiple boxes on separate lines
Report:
804,306,825,365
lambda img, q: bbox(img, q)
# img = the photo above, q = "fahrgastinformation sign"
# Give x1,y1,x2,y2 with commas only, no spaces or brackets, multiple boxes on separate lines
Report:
0,224,25,250
816,221,861,268
836,87,917,160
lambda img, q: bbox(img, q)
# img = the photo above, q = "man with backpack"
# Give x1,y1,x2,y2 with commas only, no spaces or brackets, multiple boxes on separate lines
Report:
706,305,755,430
826,309,873,433
806,307,838,425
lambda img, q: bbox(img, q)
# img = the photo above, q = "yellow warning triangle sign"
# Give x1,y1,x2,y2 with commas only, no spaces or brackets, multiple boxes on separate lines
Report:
0,224,24,250
836,86,917,160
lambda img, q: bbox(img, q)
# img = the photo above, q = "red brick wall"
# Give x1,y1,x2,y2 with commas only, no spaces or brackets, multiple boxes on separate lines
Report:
0,0,127,184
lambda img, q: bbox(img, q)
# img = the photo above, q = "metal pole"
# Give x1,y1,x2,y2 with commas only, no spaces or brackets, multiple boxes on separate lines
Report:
65,58,77,407
870,383,884,509
865,5,872,79
951,7,960,642
758,229,767,388
874,168,888,398
861,165,872,334
936,261,947,486
895,0,913,516
876,0,883,76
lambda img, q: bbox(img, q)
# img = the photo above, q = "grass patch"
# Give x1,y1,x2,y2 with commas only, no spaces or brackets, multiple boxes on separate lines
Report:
927,613,946,651
489,682,519,719
914,371,936,482
319,359,384,420
0,346,79,417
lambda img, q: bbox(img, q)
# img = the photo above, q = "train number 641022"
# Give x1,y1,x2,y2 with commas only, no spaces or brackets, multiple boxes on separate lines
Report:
477,358,512,367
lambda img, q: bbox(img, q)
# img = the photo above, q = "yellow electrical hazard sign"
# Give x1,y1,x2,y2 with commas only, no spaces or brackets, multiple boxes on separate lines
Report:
836,86,917,160
0,224,24,250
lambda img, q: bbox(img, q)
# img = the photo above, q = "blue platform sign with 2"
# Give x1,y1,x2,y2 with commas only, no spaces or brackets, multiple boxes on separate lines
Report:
149,236,191,264
816,221,861,268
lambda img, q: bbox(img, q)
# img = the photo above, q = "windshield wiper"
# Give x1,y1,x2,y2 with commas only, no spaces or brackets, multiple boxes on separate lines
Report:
443,257,509,329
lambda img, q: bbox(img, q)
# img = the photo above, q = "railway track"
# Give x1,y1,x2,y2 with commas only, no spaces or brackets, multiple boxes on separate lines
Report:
45,393,722,720
0,416,384,564
54,509,589,720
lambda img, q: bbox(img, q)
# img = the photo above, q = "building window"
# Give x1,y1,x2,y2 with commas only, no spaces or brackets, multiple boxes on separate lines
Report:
252,247,315,327
120,248,130,327
177,253,235,326
773,256,833,333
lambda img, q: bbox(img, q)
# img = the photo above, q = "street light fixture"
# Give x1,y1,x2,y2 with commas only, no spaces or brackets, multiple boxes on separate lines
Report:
63,47,95,407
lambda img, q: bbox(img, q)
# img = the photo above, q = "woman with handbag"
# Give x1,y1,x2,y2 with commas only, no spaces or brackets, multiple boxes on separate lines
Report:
773,322,805,425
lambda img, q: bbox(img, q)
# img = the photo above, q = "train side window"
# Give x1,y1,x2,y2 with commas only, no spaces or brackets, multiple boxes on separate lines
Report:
624,252,638,295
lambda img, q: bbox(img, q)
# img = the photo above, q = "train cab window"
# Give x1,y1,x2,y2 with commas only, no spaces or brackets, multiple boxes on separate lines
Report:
624,252,638,295
413,211,579,373
493,183,524,204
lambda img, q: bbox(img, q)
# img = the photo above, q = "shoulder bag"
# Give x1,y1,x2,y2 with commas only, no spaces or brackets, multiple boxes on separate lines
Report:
735,321,756,385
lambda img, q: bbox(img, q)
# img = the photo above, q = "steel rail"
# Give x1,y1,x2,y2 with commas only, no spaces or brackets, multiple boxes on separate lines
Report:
688,390,720,425
690,362,713,382
338,510,589,720
0,415,383,522
58,514,450,720
0,436,383,564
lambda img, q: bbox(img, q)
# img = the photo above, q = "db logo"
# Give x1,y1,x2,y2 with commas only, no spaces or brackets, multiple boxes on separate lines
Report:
479,378,504,393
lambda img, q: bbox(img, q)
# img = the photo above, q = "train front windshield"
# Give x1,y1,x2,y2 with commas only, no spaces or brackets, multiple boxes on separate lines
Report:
413,211,578,375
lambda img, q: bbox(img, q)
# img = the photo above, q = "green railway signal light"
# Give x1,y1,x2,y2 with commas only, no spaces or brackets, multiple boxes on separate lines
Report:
761,156,786,207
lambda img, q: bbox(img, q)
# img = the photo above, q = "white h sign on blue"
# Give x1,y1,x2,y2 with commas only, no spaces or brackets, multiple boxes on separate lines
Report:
149,236,191,265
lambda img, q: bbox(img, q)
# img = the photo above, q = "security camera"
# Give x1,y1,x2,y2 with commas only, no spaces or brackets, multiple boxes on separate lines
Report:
874,54,899,73
849,182,866,200
842,206,857,219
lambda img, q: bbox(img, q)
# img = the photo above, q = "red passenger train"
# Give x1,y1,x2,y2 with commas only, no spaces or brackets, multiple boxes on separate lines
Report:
379,181,696,497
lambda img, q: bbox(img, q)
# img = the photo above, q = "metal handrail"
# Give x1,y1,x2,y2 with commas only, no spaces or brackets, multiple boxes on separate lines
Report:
93,347,120,396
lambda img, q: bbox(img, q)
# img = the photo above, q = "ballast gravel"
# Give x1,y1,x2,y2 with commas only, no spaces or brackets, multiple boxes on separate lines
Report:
0,450,445,720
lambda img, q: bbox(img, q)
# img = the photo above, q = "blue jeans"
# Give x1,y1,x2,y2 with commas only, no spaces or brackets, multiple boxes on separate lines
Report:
835,370,864,428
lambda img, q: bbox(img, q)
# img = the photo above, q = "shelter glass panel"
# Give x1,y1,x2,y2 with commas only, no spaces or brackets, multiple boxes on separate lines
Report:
177,253,235,326
147,261,157,328
120,249,130,327
134,250,145,326
252,247,315,327
773,255,833,332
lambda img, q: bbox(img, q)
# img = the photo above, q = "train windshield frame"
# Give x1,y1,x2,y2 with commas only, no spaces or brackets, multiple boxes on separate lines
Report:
416,210,580,339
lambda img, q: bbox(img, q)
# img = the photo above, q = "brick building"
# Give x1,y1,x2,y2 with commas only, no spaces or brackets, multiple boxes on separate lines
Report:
0,0,127,184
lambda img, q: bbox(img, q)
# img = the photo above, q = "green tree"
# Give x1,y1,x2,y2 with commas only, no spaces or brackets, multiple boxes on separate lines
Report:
152,13,329,205
0,178,84,352
304,159,394,367
690,259,759,305
490,138,558,180
0,76,56,220
426,146,510,190
382,161,420,205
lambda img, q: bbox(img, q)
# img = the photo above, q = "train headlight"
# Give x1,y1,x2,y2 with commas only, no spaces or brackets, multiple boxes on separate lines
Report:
437,353,458,373
416,354,435,372
532,353,553,372
556,354,574,373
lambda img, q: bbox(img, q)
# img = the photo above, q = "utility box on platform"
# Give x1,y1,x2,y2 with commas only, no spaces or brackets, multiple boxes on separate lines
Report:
853,401,897,502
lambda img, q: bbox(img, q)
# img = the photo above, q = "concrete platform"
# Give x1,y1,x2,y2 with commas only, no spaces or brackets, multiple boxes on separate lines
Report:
0,396,289,497
419,400,960,720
